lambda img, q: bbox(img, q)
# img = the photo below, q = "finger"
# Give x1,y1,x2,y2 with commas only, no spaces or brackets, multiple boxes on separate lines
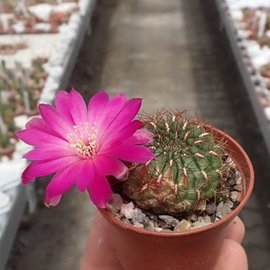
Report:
226,216,245,243
214,239,248,270
80,212,124,270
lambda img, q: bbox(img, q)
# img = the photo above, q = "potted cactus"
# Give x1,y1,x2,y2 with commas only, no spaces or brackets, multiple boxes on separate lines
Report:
17,90,254,270
99,111,254,270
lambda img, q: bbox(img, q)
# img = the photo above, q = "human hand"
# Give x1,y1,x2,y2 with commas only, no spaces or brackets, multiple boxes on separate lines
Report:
214,216,248,270
80,212,248,270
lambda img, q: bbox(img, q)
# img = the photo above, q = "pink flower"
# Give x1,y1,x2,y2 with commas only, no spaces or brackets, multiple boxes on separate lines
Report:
17,90,154,207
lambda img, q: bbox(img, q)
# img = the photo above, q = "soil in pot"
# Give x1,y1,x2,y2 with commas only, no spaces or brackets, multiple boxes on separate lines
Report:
107,155,242,232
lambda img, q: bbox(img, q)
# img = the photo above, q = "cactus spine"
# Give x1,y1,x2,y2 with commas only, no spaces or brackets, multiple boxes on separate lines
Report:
123,110,227,214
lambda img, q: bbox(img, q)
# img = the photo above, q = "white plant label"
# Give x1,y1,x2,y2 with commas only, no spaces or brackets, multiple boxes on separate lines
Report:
22,90,31,114
0,114,7,134
258,12,267,38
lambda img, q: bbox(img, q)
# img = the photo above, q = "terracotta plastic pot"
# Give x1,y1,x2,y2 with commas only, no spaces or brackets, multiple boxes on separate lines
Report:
99,126,254,270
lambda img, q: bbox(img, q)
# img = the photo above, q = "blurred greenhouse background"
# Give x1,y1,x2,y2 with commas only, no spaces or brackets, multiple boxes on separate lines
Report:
0,0,270,269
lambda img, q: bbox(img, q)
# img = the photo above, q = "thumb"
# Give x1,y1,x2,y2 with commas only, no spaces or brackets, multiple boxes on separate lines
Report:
214,239,248,270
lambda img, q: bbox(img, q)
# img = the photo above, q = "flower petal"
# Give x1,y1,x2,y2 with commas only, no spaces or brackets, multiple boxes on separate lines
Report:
17,128,68,147
87,171,112,207
39,103,72,138
76,160,94,192
109,145,155,163
55,90,74,124
21,156,80,183
100,120,142,151
94,156,128,180
104,98,142,135
24,146,75,161
70,89,88,124
45,194,62,207
45,162,80,199
88,91,109,123
124,128,154,145
95,93,126,131
25,117,58,137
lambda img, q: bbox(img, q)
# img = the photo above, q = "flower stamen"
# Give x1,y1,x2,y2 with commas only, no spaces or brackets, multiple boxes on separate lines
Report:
67,122,99,159
74,141,97,158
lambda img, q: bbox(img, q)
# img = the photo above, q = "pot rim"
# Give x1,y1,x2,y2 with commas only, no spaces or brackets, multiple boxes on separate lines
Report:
99,126,255,237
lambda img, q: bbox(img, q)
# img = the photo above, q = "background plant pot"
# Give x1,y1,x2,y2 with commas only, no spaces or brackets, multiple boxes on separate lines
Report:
99,126,254,270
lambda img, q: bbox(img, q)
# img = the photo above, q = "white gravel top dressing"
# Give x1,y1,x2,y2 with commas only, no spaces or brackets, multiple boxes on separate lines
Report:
226,0,270,9
223,0,270,122
0,34,58,68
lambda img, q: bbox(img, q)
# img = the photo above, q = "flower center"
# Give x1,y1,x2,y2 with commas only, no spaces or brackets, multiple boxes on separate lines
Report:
67,122,99,159
73,140,98,158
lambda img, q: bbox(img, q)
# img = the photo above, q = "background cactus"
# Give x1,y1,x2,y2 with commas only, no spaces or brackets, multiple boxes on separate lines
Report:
123,110,229,214
0,132,11,150
0,59,47,115
0,58,47,156
0,103,16,132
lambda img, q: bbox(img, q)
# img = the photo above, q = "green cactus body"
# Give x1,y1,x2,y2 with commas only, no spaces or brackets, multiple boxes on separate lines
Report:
123,111,226,214
0,132,10,149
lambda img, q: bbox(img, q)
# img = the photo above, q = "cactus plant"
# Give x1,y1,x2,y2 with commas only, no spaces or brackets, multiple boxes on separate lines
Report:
0,58,47,158
0,0,79,34
123,110,229,214
0,103,16,132
0,105,15,156
1,0,78,10
0,131,11,149
0,59,47,116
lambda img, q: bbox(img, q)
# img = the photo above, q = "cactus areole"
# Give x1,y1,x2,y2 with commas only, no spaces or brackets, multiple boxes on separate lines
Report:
123,110,229,214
